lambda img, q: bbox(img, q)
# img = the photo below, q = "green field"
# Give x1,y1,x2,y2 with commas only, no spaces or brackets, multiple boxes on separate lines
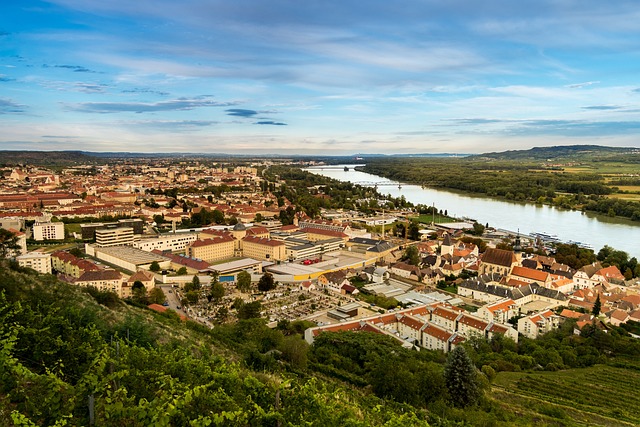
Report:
492,364,640,426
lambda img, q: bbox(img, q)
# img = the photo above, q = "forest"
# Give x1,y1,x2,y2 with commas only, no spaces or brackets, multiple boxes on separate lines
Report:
359,148,640,221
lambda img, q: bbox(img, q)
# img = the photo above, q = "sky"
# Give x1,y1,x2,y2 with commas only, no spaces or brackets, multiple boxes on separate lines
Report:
2,0,640,155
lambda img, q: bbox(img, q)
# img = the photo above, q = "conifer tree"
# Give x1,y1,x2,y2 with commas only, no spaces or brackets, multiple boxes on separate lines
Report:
444,345,481,407
592,294,602,317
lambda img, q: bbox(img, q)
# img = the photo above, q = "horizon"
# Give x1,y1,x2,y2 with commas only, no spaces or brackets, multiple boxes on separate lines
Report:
2,1,640,154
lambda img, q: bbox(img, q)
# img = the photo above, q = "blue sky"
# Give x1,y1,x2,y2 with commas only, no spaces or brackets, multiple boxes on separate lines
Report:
2,0,640,155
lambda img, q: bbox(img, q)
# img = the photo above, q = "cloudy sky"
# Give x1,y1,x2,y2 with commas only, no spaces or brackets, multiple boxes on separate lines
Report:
2,1,640,155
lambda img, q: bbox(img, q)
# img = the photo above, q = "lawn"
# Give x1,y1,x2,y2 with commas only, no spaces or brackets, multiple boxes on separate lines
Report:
492,364,640,426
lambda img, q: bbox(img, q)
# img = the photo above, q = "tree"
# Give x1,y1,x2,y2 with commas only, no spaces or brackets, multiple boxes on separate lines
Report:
149,261,161,272
176,266,188,275
191,275,201,289
148,287,167,304
444,346,481,407
401,245,420,266
132,282,148,304
185,291,199,305
257,272,276,292
407,221,420,241
237,301,262,319
472,222,485,236
0,228,20,258
592,294,602,317
237,270,252,293
209,281,225,303
69,247,84,258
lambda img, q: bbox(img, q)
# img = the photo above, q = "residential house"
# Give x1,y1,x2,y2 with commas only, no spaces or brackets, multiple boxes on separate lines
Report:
518,310,561,339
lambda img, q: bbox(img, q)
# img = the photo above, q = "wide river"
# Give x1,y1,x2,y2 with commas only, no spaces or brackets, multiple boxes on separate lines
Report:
306,165,640,258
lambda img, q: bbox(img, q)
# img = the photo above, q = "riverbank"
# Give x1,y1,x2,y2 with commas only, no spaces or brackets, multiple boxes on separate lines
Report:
306,165,640,258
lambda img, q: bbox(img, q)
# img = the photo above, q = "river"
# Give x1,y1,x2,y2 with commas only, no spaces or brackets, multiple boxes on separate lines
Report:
306,165,640,258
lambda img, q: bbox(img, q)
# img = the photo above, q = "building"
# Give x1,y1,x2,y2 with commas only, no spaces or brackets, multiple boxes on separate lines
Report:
74,270,125,297
86,244,171,272
16,251,52,274
479,248,518,276
241,236,286,262
95,227,135,247
80,219,144,240
518,310,561,339
476,299,518,324
133,233,198,253
186,235,235,263
51,251,101,278
32,221,65,241
122,270,156,299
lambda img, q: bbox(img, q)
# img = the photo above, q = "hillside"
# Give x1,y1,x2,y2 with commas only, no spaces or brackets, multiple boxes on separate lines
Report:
2,261,640,426
473,145,640,162
0,262,428,426
0,150,99,167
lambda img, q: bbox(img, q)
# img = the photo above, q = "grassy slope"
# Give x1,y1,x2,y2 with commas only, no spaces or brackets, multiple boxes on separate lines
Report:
492,365,640,427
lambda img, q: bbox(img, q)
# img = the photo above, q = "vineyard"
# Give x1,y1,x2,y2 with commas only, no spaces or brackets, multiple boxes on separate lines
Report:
493,364,640,426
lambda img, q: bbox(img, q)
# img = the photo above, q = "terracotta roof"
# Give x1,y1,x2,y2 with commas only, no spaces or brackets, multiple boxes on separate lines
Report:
422,324,453,341
128,270,155,283
458,314,488,330
242,235,285,247
190,236,235,248
398,315,425,331
560,309,582,319
76,269,122,282
511,266,549,282
487,299,516,313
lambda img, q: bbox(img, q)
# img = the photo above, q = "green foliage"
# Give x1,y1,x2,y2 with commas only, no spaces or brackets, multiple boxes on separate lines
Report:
402,245,420,266
148,288,166,305
592,294,601,316
236,270,252,292
444,346,482,407
236,301,262,320
148,261,160,272
361,155,640,221
257,272,276,292
0,263,432,426
176,266,188,275
209,281,225,302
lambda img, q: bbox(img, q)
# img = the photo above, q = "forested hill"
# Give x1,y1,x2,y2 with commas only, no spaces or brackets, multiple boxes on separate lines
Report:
0,150,99,166
472,145,639,161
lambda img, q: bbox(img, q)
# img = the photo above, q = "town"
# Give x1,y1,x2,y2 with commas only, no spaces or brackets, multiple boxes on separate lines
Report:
2,156,640,355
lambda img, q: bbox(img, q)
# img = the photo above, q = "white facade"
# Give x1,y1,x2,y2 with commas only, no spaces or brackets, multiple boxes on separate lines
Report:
133,233,198,252
32,222,65,241
16,251,52,274
95,227,134,247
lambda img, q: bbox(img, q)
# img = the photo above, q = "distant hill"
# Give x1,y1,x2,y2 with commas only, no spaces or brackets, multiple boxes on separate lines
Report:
0,150,99,166
473,145,639,161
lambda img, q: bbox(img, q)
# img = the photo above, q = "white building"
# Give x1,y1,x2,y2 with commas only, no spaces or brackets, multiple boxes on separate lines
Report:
32,221,65,241
16,251,52,274
95,227,134,247
133,233,198,253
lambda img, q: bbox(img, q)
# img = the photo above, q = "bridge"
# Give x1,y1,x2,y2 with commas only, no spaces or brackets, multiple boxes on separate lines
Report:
351,181,403,188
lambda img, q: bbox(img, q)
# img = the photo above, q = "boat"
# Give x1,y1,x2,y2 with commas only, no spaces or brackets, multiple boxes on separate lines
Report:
344,166,349,171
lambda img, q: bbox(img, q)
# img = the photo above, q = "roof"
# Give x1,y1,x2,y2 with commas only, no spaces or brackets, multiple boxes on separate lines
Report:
190,236,235,247
128,270,155,283
487,299,516,313
481,248,517,267
301,227,348,239
76,269,122,282
242,235,285,247
511,266,550,282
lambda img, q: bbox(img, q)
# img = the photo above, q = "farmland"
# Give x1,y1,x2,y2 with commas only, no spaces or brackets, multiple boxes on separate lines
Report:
493,364,640,426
